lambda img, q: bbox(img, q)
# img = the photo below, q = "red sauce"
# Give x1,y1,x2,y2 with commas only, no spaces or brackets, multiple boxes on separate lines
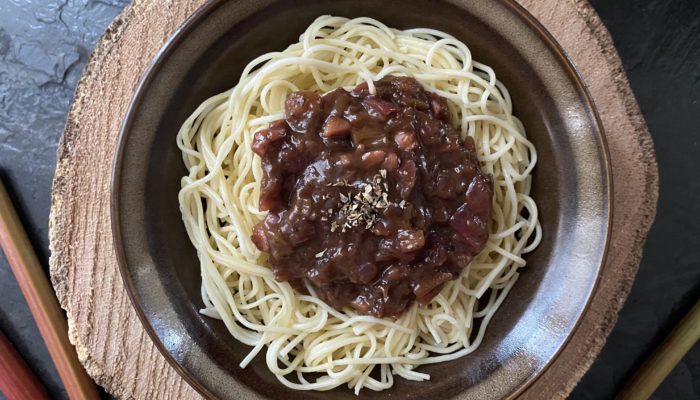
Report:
251,76,492,318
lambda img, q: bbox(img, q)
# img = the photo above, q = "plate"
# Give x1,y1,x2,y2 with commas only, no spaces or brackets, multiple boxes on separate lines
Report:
112,0,612,399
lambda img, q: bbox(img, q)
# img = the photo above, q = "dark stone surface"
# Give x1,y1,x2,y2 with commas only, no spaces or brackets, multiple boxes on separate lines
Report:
0,2,130,399
572,1,700,398
0,1,696,399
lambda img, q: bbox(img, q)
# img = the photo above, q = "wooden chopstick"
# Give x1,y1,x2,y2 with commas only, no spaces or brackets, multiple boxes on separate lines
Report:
617,299,700,399
0,328,49,400
0,178,99,400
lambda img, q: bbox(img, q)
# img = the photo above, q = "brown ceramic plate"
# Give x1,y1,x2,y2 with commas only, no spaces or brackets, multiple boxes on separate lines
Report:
112,0,612,399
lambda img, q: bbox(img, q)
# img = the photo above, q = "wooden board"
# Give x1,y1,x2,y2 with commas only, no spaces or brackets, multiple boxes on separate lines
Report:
48,0,659,398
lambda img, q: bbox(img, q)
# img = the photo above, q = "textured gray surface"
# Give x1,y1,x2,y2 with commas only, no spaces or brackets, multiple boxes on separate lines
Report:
0,1,697,399
0,1,129,398
572,1,700,399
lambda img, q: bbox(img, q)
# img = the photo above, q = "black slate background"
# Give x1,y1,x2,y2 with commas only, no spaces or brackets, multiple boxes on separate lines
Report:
0,1,697,399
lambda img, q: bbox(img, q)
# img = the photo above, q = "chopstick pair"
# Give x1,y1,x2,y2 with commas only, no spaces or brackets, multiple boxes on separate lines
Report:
0,178,98,400
0,328,49,400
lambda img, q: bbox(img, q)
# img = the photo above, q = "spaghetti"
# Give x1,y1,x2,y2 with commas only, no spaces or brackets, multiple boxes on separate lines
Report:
177,15,541,393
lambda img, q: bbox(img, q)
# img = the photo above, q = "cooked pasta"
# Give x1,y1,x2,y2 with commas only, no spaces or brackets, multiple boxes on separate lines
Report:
176,15,541,393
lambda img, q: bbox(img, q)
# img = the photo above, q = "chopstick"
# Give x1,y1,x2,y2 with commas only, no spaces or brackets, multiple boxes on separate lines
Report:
0,328,49,400
617,299,700,399
0,178,99,400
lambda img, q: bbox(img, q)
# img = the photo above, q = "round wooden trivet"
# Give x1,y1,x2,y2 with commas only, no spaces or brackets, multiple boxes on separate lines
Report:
48,1,659,398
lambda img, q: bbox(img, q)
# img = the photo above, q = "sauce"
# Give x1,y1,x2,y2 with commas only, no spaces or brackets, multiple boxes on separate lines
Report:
251,76,492,318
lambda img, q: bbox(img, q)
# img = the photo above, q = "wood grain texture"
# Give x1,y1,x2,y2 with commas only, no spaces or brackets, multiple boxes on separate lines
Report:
47,1,658,399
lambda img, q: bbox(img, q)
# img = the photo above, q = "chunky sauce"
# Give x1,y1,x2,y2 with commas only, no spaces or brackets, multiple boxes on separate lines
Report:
251,76,492,318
